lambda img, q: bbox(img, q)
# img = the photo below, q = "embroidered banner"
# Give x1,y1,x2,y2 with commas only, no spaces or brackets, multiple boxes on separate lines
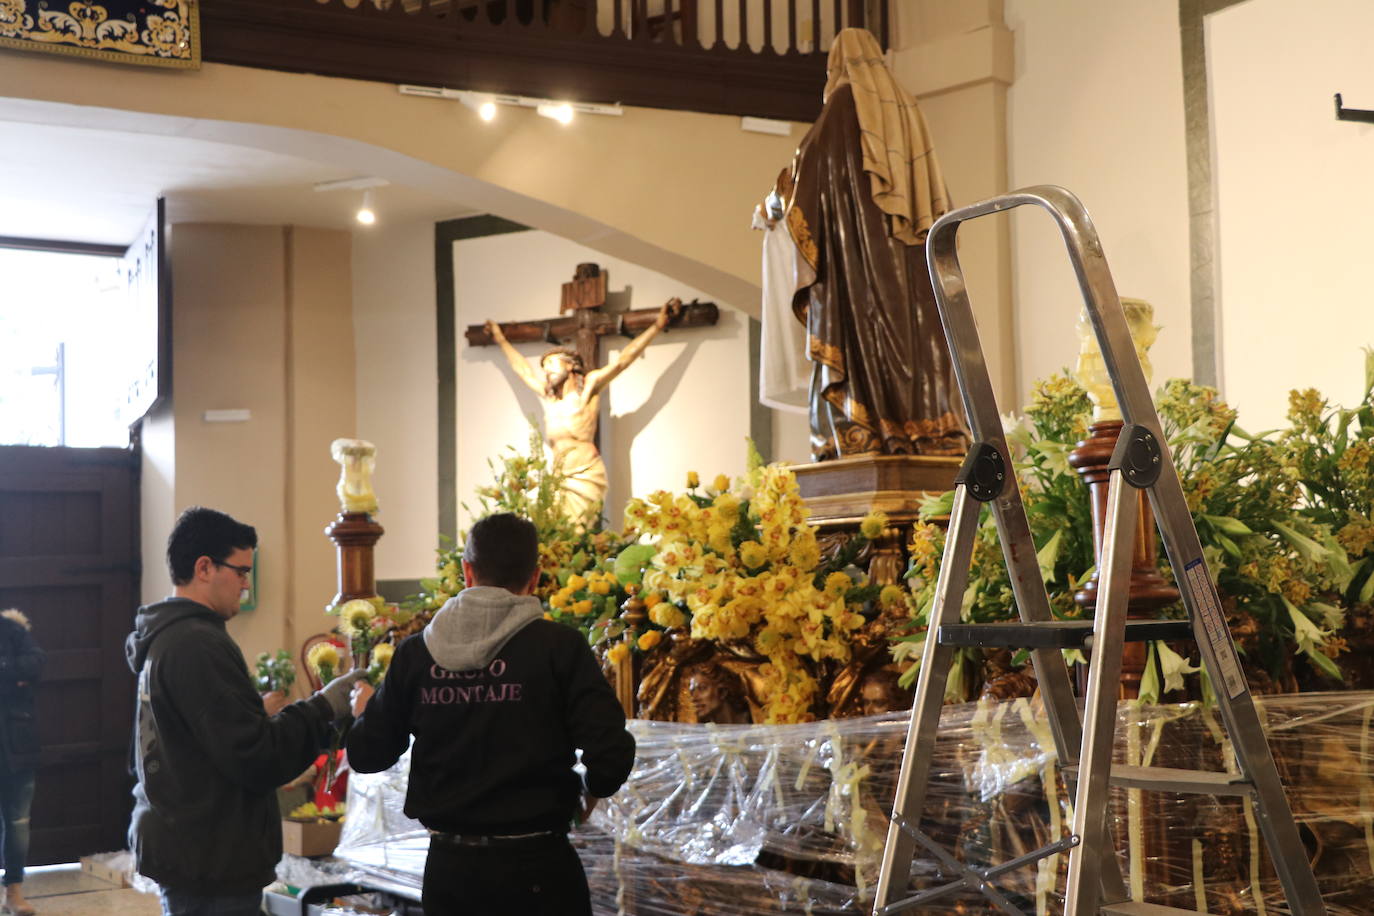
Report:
0,0,199,69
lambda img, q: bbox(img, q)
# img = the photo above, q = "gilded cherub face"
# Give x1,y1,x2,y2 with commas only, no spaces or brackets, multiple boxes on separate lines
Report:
688,670,723,721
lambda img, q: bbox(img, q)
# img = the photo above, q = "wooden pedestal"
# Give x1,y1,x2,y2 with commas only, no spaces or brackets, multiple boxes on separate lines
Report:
792,454,962,585
324,512,385,609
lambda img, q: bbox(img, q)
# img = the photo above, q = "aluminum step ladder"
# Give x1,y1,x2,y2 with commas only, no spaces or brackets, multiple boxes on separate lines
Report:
870,186,1325,916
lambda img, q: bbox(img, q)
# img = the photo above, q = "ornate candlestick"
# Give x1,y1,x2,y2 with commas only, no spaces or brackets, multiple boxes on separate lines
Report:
614,586,648,718
325,438,385,609
1069,300,1179,699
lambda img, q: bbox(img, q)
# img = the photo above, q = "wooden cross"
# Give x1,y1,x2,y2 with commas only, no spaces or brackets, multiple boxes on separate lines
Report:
463,262,719,369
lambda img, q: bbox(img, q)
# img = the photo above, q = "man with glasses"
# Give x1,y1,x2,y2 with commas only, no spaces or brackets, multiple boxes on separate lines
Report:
126,506,365,916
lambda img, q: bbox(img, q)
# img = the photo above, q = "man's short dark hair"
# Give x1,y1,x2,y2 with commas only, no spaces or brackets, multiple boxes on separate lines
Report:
167,507,258,585
464,513,540,592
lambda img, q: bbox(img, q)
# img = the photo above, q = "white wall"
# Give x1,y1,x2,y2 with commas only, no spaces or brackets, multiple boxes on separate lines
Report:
1209,0,1374,432
454,230,753,533
352,219,439,581
1005,0,1192,406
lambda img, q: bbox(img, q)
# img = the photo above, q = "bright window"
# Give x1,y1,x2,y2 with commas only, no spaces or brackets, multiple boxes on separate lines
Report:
0,247,135,448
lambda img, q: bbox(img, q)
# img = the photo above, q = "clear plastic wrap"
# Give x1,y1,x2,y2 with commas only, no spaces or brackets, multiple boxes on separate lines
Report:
336,692,1374,914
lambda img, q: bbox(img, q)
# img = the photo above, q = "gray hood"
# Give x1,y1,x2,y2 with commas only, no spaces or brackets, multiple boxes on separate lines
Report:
422,586,544,671
126,597,222,672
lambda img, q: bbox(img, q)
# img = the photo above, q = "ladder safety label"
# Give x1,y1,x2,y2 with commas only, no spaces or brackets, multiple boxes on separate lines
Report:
1183,558,1246,699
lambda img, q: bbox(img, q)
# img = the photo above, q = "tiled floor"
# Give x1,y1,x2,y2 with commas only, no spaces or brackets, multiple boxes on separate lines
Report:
15,864,160,916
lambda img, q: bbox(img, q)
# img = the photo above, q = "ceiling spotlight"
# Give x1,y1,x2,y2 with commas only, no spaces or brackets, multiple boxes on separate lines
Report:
537,102,574,125
478,100,497,122
356,189,377,226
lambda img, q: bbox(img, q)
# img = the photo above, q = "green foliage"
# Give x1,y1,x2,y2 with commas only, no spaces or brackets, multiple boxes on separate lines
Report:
254,648,296,694
903,355,1374,701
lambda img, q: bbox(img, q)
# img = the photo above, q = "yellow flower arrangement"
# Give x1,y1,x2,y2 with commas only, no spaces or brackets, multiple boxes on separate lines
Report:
637,630,663,651
624,462,878,722
607,643,630,664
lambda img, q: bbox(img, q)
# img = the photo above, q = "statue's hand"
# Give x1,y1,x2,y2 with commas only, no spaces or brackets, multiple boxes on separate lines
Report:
658,298,683,329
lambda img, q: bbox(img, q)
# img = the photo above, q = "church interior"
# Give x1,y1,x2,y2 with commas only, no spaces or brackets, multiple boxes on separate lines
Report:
2,0,1373,913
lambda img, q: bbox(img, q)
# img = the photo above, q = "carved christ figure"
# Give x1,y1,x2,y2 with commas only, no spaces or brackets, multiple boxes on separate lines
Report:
485,298,681,520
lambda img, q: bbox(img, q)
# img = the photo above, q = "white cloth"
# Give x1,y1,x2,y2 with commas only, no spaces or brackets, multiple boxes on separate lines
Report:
754,204,813,413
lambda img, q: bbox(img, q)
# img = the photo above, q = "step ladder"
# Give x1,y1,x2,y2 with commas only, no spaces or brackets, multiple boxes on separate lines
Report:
870,186,1325,916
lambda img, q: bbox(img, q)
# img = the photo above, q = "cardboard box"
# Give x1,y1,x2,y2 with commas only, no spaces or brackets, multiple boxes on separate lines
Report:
79,854,133,888
281,817,344,857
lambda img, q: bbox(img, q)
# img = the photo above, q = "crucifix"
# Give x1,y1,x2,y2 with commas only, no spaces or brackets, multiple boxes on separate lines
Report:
465,263,719,520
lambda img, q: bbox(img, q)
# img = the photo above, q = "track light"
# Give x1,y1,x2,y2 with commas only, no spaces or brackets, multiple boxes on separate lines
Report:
356,190,377,225
398,85,623,122
312,177,388,226
537,102,575,125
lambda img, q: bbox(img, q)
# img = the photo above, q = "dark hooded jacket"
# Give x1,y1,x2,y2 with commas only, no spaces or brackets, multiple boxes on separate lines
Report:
126,597,334,894
347,586,635,835
0,610,45,771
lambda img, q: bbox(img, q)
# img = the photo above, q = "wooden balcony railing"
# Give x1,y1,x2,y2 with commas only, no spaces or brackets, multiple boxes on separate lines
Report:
200,0,890,123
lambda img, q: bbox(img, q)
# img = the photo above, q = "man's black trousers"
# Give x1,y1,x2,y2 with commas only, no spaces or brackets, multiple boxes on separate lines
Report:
422,833,592,916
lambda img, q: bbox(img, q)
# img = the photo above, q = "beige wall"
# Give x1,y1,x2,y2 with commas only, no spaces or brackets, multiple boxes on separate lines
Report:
351,219,440,582
150,223,356,676
1209,0,1374,431
1004,0,1192,405
0,53,801,319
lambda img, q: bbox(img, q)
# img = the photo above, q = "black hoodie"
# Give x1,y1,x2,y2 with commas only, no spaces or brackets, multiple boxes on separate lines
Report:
126,597,334,895
347,587,635,835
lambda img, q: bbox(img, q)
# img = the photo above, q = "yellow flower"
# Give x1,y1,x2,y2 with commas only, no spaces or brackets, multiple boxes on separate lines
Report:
787,535,821,571
739,540,768,569
337,599,377,637
712,474,731,493
649,603,686,629
306,642,340,679
589,579,611,595
824,571,852,598
543,612,554,621
713,492,742,520
567,574,588,591
549,589,571,610
879,584,906,608
572,599,594,617
638,630,664,651
370,642,395,670
859,510,889,540
608,643,630,664
686,470,701,489
643,591,663,609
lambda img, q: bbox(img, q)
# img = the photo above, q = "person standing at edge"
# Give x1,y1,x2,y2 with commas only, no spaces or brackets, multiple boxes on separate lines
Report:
0,607,44,916
127,507,365,916
348,512,636,916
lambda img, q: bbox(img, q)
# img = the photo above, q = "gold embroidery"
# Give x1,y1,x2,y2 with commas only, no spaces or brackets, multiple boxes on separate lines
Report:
0,0,199,69
787,203,819,271
808,337,845,373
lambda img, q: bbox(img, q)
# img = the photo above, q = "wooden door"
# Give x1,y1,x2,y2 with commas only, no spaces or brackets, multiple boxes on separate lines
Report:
0,445,140,864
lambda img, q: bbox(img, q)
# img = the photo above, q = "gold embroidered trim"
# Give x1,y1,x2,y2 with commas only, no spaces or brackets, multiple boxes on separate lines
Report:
787,204,819,271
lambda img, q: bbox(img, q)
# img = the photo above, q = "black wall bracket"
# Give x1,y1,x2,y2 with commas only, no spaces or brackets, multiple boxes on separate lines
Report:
1335,93,1374,123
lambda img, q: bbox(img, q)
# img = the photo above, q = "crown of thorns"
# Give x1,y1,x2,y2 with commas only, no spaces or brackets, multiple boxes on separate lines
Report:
540,348,584,371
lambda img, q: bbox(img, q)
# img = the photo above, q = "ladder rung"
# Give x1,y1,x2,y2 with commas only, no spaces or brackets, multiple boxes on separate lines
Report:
1062,764,1254,797
938,618,1191,649
1101,902,1216,916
